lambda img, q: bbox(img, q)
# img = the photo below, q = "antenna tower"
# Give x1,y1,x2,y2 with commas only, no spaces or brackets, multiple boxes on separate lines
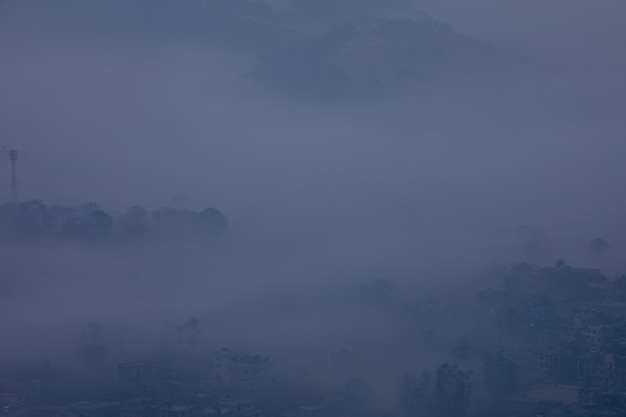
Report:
9,150,18,202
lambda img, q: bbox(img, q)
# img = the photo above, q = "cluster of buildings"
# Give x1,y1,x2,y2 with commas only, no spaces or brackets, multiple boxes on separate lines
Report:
5,260,626,417
118,349,270,417
0,348,273,417
114,348,366,417
478,263,626,416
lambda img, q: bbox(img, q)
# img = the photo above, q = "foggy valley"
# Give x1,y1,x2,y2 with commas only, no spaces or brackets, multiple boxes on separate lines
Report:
1,1,626,416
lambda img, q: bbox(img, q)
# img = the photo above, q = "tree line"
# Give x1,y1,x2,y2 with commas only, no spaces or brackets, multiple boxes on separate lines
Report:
0,200,228,242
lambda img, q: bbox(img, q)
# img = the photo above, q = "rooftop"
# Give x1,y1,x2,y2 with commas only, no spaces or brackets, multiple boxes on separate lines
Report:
502,384,578,405
119,361,152,368
298,404,329,412
169,405,196,411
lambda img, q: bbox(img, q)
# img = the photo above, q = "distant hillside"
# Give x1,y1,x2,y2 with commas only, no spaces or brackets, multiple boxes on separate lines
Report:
255,14,504,100
10,0,509,101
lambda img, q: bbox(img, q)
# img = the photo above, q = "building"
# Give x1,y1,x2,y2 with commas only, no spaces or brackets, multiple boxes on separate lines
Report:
121,404,149,417
538,347,560,381
584,325,616,347
503,342,538,381
160,405,197,417
528,298,558,331
121,401,161,417
295,404,331,417
537,346,578,385
572,303,603,327
603,302,626,321
197,399,261,417
489,383,578,417
0,393,26,407
613,354,626,389
577,351,615,387
213,349,270,399
218,398,260,417
118,361,178,399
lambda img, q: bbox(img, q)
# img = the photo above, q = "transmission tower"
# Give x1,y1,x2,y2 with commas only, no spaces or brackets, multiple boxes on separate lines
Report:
9,149,18,202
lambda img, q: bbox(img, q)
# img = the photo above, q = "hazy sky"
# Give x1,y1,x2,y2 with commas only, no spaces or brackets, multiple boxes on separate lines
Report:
0,1,625,384
425,0,626,61
0,0,623,260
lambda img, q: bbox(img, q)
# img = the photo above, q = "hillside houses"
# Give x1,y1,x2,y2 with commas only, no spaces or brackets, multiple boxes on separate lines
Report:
480,263,626,416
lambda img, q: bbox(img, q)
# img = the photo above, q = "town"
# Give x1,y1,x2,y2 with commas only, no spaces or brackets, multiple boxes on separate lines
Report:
2,256,626,417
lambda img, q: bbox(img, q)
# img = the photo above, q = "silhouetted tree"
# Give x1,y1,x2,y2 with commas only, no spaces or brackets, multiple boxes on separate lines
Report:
60,213,82,237
199,207,228,232
45,204,73,235
119,206,150,237
79,201,102,214
0,203,17,231
11,200,49,237
83,209,114,239
434,363,472,417
150,206,227,240
589,238,610,256
0,200,227,243
555,259,569,270
51,204,114,240
401,371,432,417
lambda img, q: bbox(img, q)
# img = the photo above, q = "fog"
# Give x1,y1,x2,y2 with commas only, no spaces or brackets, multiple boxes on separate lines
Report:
0,1,625,415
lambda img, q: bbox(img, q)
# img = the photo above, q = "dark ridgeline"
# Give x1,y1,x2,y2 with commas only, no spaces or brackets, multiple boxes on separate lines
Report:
19,0,507,102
